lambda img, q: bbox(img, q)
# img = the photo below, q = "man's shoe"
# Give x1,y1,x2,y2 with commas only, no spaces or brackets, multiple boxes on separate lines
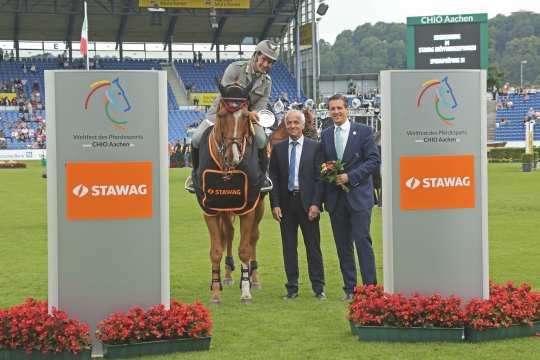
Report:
184,175,195,194
260,176,273,193
282,292,298,300
315,292,327,300
341,293,354,301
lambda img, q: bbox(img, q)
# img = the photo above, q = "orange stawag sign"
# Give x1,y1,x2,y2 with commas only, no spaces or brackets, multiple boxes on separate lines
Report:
66,162,153,220
400,155,475,211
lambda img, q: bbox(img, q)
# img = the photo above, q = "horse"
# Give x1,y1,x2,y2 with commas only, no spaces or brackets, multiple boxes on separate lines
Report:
194,81,265,304
83,78,132,130
220,108,318,286
416,76,457,126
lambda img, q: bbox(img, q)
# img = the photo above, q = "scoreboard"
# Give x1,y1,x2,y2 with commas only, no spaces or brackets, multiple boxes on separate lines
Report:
407,14,488,70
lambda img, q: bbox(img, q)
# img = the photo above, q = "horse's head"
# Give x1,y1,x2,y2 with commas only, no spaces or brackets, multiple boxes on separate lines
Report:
106,78,132,113
213,80,256,169
437,76,457,110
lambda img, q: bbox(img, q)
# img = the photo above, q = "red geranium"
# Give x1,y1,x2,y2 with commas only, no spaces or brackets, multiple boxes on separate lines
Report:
464,281,538,330
348,285,465,328
96,300,212,345
0,298,90,354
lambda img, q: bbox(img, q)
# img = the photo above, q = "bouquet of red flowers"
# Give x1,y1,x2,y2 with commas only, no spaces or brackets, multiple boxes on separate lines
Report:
320,160,349,192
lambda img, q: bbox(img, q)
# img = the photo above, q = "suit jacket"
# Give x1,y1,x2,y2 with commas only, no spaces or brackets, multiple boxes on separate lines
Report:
269,137,323,214
320,122,380,212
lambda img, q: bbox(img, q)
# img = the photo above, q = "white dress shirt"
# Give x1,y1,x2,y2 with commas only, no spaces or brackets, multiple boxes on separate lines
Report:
288,135,304,190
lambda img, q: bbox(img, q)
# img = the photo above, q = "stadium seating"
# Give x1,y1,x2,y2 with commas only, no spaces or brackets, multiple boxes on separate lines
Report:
494,93,540,141
0,58,302,149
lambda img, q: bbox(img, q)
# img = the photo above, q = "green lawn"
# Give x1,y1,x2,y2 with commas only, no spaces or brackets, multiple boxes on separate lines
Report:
1,162,539,359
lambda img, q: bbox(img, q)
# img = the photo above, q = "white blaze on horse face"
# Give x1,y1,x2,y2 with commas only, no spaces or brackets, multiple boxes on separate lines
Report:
231,110,242,165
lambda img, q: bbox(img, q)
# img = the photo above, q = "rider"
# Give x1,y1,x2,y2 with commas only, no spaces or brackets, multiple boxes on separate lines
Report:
187,39,278,192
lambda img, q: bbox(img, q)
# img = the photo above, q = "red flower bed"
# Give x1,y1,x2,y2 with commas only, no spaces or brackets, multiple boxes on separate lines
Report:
465,282,539,330
96,300,212,345
0,161,26,168
349,282,540,331
348,285,464,328
0,298,90,354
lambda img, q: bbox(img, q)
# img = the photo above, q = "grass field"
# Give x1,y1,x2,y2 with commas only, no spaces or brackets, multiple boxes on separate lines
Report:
1,162,539,359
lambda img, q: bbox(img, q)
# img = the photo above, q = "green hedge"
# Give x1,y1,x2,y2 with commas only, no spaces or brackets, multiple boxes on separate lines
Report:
488,148,539,163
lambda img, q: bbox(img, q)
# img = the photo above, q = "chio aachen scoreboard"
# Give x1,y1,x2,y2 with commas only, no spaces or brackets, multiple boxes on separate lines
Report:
407,14,488,70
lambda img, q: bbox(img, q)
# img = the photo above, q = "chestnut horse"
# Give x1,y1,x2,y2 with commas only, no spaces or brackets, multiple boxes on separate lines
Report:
221,108,317,287
196,91,267,304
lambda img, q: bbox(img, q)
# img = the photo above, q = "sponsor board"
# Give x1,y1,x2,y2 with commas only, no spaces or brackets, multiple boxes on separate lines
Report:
0,149,46,160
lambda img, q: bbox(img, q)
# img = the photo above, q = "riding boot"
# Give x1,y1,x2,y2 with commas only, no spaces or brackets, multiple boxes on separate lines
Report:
258,148,272,193
185,147,199,194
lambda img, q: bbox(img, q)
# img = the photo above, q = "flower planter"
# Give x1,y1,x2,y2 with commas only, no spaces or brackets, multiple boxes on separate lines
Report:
465,321,540,342
0,349,91,360
102,337,211,358
350,323,464,342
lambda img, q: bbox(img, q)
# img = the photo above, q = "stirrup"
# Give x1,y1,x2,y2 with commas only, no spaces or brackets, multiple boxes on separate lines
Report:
184,175,196,194
260,176,273,193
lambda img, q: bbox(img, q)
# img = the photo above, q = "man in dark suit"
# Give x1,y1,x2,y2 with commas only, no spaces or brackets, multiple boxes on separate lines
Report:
320,94,380,300
269,110,326,300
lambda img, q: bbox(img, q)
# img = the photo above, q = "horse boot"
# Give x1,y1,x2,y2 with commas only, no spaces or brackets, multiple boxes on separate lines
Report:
210,268,222,305
249,260,261,289
239,263,253,304
185,147,199,194
223,256,235,286
258,148,272,193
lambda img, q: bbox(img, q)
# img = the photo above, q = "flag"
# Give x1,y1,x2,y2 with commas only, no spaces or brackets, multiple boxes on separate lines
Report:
80,2,88,57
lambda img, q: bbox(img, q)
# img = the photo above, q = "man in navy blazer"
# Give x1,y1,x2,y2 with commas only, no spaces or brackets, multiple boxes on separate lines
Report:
320,94,380,299
269,110,326,300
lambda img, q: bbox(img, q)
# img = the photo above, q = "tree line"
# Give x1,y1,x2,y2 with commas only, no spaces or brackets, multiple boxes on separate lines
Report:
319,11,540,87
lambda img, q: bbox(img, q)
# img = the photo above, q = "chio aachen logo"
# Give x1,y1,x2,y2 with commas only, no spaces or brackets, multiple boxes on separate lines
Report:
83,78,132,130
416,76,458,126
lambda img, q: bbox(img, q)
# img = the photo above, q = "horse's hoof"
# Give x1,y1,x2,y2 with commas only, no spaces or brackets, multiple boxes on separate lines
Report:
223,278,234,286
210,298,221,305
251,282,262,290
240,298,253,305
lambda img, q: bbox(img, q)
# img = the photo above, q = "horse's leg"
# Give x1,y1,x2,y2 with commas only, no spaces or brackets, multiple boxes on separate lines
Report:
238,210,256,304
249,200,265,289
204,214,224,304
222,214,235,286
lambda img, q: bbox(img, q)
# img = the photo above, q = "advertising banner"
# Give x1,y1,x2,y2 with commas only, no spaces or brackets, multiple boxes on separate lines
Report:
381,70,488,301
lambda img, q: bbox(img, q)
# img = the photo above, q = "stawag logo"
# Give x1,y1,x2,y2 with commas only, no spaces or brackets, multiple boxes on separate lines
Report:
83,78,132,131
405,176,471,190
400,155,475,210
207,188,241,196
405,177,420,190
66,162,153,221
72,184,148,198
72,184,89,198
416,76,458,126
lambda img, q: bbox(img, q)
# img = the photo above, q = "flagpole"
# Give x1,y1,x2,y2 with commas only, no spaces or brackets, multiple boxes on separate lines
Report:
84,1,89,71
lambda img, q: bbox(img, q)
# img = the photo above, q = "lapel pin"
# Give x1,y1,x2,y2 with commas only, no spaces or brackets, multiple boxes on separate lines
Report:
353,131,357,135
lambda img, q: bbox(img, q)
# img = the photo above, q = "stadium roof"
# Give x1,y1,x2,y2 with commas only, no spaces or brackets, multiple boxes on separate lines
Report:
0,0,297,47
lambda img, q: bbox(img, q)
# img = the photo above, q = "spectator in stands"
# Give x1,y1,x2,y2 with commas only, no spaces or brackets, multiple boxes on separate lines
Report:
187,40,279,192
30,64,37,74
526,107,536,122
491,85,497,101
0,48,3,61
22,63,27,74
500,117,507,126
197,51,202,64
193,51,197,64
9,50,14,61
193,95,200,107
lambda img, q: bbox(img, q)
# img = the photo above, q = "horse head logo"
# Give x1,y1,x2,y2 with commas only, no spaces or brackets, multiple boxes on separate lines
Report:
83,78,132,130
416,76,458,126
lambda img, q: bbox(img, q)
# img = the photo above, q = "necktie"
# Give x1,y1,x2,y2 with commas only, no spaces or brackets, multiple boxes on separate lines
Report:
335,126,344,160
288,141,298,191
